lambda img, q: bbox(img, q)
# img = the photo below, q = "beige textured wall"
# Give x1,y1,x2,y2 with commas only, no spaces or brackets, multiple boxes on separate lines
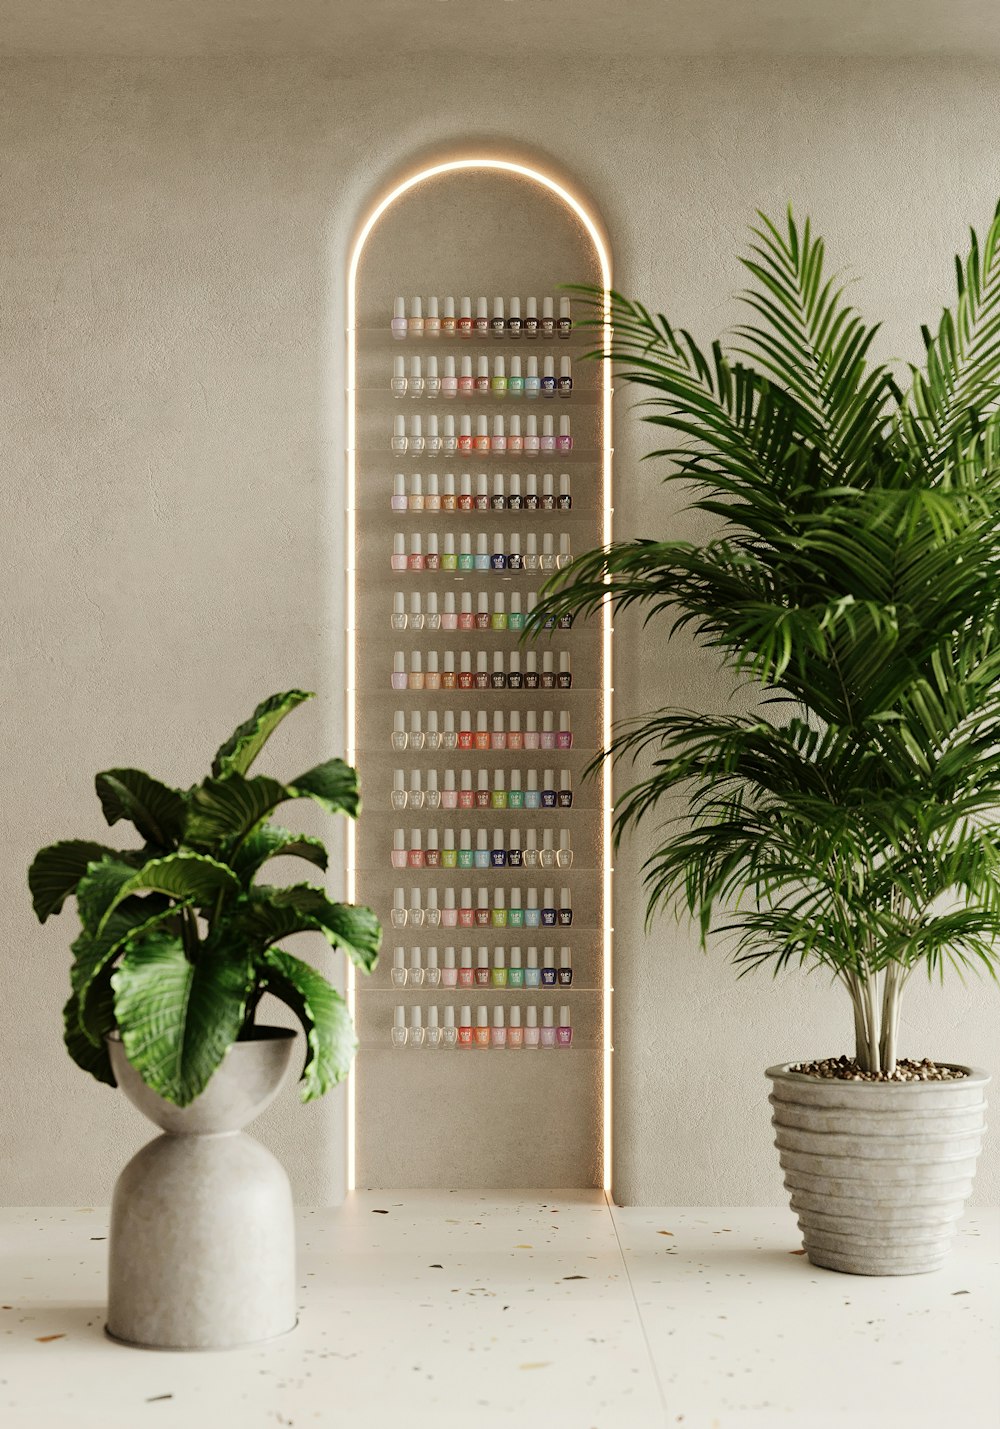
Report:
2,56,997,1206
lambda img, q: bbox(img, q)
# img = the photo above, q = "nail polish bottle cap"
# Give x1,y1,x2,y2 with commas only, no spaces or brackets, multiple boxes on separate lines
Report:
510,296,521,318
411,414,423,436
477,355,489,380
394,1004,406,1030
492,943,506,969
477,297,488,320
460,1004,472,1026
543,1006,555,1028
493,296,504,320
476,649,488,673
409,942,422,966
559,650,571,674
525,648,538,672
460,297,472,319
443,415,455,440
542,296,554,319
427,414,439,438
527,888,539,910
543,884,555,905
459,829,471,851
444,297,456,320
492,1006,505,1029
427,944,440,968
427,830,439,854
394,354,406,381
444,946,456,970
410,1004,423,1030
493,533,504,556
477,769,489,793
477,830,488,854
489,587,504,615
543,767,555,789
526,709,537,732
427,295,439,318
460,948,472,970
477,415,489,438
560,355,572,378
444,1004,456,1028
561,828,571,851
393,827,405,852
527,769,539,791
409,769,422,793
394,414,406,438
477,945,489,967
461,355,473,379
526,296,537,319
410,532,424,557
393,709,406,736
542,472,554,498
444,650,456,674
560,767,571,790
460,709,472,730
542,711,553,733
459,472,472,499
559,473,571,496
476,533,488,557
494,355,505,377
543,354,555,378
559,533,571,558
542,415,553,437
393,945,405,970
542,649,554,673
560,710,571,729
460,769,472,792
477,1006,489,1028
509,652,521,677
460,649,472,673
411,296,423,319
443,710,455,733
444,354,456,378
393,473,406,502
394,297,406,320
493,888,505,910
527,357,539,380
510,355,522,379
393,651,405,676
410,354,422,380
459,591,472,618
427,1004,439,1029
393,592,405,618
526,472,538,497
409,651,422,674
444,887,456,910
425,768,438,792
559,296,571,319
393,767,405,791
444,533,456,556
426,591,439,617
460,533,472,557
492,473,505,500
559,415,571,437
526,946,539,971
493,716,504,738
393,533,406,560
444,592,456,616
393,887,405,911
542,831,554,854
559,1005,570,1027
460,415,471,437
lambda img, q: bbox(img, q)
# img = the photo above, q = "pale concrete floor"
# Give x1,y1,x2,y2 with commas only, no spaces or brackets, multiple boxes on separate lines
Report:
1,1195,998,1429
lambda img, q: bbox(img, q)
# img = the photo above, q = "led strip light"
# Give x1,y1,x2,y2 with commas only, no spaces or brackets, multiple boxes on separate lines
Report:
346,157,613,1192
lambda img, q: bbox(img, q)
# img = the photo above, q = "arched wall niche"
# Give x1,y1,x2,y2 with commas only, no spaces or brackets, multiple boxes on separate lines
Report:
347,156,612,1190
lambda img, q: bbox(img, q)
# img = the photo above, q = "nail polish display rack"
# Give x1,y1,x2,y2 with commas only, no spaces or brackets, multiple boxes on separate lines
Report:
351,173,608,1188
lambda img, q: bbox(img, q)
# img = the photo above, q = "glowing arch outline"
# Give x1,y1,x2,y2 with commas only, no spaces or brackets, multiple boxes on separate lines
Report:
346,156,613,1193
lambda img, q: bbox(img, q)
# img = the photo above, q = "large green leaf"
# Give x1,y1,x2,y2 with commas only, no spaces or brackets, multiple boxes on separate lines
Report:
28,840,120,922
95,768,186,848
260,947,356,1099
230,824,329,886
112,931,254,1105
211,689,314,779
97,852,239,932
241,884,381,973
62,985,115,1087
185,760,360,849
76,857,142,934
70,901,190,1044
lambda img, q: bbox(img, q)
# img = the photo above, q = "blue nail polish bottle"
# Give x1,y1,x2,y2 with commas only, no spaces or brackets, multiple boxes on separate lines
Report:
524,949,541,987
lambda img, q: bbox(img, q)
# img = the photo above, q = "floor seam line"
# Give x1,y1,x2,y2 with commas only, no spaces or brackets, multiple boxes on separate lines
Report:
604,1191,671,1427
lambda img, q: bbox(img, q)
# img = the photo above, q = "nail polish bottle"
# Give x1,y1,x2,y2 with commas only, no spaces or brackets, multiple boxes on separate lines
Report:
475,297,489,337
391,534,407,573
491,592,507,632
541,653,556,691
391,592,407,633
442,886,458,927
524,709,540,749
474,534,489,572
457,592,473,632
407,711,425,750
557,296,572,338
524,473,539,510
558,711,573,750
391,473,408,513
492,356,507,396
559,887,573,927
425,297,441,339
508,296,522,338
541,415,556,453
507,1005,524,1049
457,828,473,867
541,296,555,339
458,415,473,453
556,533,572,571
391,296,408,340
525,357,540,399
507,945,525,990
475,653,489,692
457,535,473,572
426,826,441,871
556,474,572,513
491,416,506,454
524,652,540,691
557,416,572,452
492,886,507,926
474,1006,490,1048
442,533,457,571
558,652,572,690
391,828,407,870
410,414,425,454
507,469,524,509
474,417,490,454
458,1005,474,1048
557,1006,572,1047
391,652,406,692
524,770,541,812
508,771,524,814
426,530,442,573
442,1005,458,1047
456,650,471,688
442,354,458,399
488,653,504,693
391,769,407,812
428,897,443,935
442,946,458,988
442,711,458,751
425,768,441,810
475,945,491,985
409,944,425,984
408,533,424,572
524,829,539,868
426,592,442,631
541,354,557,397
409,296,424,338
458,771,473,813
442,297,457,336
475,355,490,395
491,1006,507,1048
426,415,442,456
491,296,506,338
408,354,424,399
442,826,458,869
458,948,474,988
424,651,440,692
506,653,522,693
459,356,475,397
459,888,474,928
491,946,508,986
441,592,458,634
558,769,573,812
541,711,557,750
475,590,490,629
475,830,491,871
408,652,424,692
492,815,508,859
524,296,539,338
458,297,473,337
525,888,541,929
475,888,490,928
502,535,520,575
490,474,506,513
508,885,524,926
525,949,541,990
439,651,454,692
408,770,425,811
408,1005,425,1048
505,418,524,459
442,416,458,455
425,1005,442,1049
475,769,490,809
391,712,407,753
557,830,573,868
509,357,524,397
391,415,408,454
391,945,407,987
541,769,557,810
524,534,539,572
392,1005,408,1047
542,885,558,926
557,947,573,989
540,1006,556,1048
558,356,572,397
392,354,407,398
408,831,424,872
391,887,407,929
524,1005,540,1048
491,715,507,755
541,472,555,511
459,711,473,748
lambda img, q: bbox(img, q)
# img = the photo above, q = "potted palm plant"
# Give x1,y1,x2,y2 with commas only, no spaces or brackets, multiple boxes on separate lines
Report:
534,209,997,1275
28,689,381,1346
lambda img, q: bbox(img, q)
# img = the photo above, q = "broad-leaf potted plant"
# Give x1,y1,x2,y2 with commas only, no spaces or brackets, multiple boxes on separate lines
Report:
28,689,381,1346
534,210,997,1275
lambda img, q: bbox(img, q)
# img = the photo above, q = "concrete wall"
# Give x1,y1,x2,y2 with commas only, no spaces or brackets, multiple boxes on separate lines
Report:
2,56,997,1205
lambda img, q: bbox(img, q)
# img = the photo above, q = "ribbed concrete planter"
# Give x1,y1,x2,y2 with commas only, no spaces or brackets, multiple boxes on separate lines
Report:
767,1062,989,1276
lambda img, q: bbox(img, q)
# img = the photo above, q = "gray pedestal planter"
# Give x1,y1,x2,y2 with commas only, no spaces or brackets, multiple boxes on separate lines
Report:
767,1063,989,1275
106,1030,298,1349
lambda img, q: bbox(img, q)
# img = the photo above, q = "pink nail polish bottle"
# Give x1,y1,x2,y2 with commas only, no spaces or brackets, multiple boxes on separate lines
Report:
442,888,458,929
474,1006,490,1049
458,416,473,453
391,533,407,572
442,945,458,986
391,474,408,512
442,591,457,632
475,945,491,984
525,414,540,453
508,712,523,751
459,889,474,929
458,1006,474,1050
557,1006,572,1047
408,533,424,572
541,711,557,750
391,828,406,869
458,947,473,988
442,355,457,399
524,1005,540,1048
558,710,573,749
557,415,572,452
507,1006,524,1049
408,651,424,690
508,414,524,453
491,416,506,453
541,415,556,453
475,297,490,337
491,712,506,752
442,768,457,812
491,1006,507,1048
524,710,540,750
391,296,408,340
391,652,407,691
540,1006,557,1048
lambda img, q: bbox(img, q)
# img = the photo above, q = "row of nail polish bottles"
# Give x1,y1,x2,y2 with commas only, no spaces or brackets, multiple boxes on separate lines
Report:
392,353,573,399
391,414,573,454
391,765,574,813
390,652,574,693
392,1004,574,1049
392,944,574,986
390,591,571,633
391,471,573,512
390,532,572,572
391,296,572,340
391,886,574,929
393,821,575,863
390,710,576,752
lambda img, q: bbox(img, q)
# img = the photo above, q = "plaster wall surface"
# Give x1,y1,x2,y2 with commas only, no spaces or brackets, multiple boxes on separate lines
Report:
1,55,997,1205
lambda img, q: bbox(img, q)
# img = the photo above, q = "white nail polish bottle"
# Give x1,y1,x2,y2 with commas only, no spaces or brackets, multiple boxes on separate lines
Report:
392,354,407,397
391,946,407,987
425,1005,442,1048
409,1004,425,1047
442,1005,458,1048
391,887,407,928
391,296,407,340
391,414,408,453
409,354,424,398
391,1005,408,1046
